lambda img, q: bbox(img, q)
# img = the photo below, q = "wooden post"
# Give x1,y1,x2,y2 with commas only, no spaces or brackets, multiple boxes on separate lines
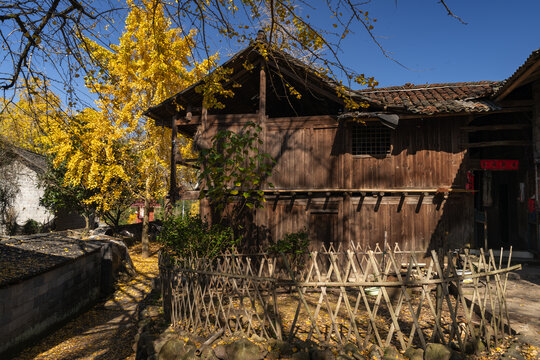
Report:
202,103,208,130
259,64,266,121
484,210,488,251
200,102,212,223
170,114,178,207
258,63,267,222
533,80,540,250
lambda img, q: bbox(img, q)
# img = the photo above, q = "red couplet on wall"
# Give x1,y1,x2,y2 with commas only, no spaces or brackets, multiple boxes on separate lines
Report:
480,159,519,170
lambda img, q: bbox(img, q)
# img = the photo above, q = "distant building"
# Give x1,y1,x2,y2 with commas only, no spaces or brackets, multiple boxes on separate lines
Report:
0,146,85,234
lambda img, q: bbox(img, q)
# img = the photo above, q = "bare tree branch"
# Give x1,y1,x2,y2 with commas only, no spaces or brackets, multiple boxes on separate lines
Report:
439,0,467,25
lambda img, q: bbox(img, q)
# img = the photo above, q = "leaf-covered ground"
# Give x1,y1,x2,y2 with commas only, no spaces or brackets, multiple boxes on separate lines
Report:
0,233,104,287
14,241,160,360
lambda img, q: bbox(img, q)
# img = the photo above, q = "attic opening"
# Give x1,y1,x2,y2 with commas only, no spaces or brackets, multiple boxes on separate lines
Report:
203,63,344,117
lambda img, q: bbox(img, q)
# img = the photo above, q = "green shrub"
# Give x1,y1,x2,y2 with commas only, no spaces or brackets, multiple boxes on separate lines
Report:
22,219,41,235
269,229,309,255
158,214,238,258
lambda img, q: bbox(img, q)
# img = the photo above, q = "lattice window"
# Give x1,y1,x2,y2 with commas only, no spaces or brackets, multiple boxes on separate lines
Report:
351,123,391,156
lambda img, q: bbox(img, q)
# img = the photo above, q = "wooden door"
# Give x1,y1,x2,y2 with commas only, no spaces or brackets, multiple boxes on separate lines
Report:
309,212,339,250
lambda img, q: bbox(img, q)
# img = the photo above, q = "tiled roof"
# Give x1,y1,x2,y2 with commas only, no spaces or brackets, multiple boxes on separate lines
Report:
494,48,540,100
355,81,502,115
11,146,48,173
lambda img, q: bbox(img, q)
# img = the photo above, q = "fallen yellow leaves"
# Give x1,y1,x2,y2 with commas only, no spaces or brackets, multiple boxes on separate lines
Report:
15,241,161,360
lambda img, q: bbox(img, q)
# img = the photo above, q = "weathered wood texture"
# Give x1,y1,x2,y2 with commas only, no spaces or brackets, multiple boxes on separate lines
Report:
261,117,466,190
238,194,472,252
196,114,472,251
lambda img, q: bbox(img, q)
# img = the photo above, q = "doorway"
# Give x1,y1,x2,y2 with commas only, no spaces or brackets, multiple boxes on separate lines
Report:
474,170,522,249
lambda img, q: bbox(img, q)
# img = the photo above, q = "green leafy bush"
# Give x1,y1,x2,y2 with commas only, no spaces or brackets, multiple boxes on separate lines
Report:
269,229,309,255
22,219,41,235
198,121,275,223
158,214,238,258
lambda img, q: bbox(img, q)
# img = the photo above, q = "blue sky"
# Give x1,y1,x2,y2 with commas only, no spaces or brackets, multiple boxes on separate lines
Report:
330,1,540,87
3,1,538,107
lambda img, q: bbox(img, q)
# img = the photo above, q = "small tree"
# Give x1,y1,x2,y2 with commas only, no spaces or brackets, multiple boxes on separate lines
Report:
0,142,19,234
39,161,97,229
198,121,275,227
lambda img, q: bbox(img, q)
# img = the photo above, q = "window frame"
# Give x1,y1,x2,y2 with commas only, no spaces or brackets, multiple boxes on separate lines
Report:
350,122,392,158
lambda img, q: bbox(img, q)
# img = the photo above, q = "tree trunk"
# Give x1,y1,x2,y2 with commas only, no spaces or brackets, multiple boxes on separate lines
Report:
142,196,150,258
83,214,90,230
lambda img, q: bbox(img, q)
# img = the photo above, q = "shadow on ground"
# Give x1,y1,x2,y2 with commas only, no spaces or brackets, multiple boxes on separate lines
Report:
14,242,160,360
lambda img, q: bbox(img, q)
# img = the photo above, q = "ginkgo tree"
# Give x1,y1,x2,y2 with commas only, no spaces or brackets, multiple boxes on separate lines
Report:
46,0,217,256
0,78,63,154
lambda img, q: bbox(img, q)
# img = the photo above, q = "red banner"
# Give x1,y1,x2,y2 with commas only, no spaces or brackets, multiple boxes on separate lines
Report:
480,159,519,170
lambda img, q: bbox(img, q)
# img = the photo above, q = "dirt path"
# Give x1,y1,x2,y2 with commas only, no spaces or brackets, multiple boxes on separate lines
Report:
504,264,540,349
14,242,160,360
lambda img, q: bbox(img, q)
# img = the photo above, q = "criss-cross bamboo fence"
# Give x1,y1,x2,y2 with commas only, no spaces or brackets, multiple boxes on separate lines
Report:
159,244,521,351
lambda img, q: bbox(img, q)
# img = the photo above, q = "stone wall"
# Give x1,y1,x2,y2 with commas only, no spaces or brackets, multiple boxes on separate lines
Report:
0,243,113,358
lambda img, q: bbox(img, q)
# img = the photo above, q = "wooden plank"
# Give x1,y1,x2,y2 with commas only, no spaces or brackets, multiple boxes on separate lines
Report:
461,124,530,132
466,140,531,148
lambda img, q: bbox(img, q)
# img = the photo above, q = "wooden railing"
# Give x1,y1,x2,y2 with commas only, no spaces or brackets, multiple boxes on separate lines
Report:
159,244,520,351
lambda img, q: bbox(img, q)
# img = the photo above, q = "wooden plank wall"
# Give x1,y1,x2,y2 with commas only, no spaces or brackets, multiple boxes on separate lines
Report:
201,114,473,251
246,194,473,251
264,117,466,190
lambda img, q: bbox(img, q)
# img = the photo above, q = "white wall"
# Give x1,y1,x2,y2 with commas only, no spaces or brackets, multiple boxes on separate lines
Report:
8,161,52,226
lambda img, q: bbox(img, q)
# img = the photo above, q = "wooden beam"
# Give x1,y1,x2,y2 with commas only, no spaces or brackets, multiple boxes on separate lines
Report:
170,114,178,205
466,140,531,148
176,113,259,126
267,61,343,104
258,188,464,193
415,193,425,213
374,194,382,212
396,107,533,120
356,195,364,212
461,124,530,132
397,192,408,213
498,99,534,107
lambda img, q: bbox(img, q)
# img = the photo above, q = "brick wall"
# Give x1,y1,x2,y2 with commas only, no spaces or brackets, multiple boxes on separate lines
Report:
0,243,113,357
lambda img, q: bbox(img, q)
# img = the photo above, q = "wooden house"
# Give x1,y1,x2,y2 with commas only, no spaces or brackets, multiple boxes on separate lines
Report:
145,42,539,253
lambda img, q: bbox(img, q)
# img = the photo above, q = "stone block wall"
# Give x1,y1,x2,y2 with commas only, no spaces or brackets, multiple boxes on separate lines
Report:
0,244,112,357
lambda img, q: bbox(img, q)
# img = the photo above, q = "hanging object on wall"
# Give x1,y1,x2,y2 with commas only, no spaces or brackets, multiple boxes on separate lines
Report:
483,171,493,207
528,196,536,213
466,171,475,190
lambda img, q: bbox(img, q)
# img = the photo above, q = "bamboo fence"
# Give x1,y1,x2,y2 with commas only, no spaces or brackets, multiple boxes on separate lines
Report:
159,244,521,351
